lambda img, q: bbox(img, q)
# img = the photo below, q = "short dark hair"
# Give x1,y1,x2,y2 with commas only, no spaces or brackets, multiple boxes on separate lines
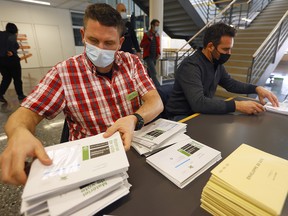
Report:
6,23,18,34
151,19,160,26
203,22,236,48
83,3,124,36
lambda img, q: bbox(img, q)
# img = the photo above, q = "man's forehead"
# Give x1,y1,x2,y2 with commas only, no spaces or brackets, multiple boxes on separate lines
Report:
218,36,233,45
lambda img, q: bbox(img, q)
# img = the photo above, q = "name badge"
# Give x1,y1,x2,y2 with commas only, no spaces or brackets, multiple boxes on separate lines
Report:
126,91,138,101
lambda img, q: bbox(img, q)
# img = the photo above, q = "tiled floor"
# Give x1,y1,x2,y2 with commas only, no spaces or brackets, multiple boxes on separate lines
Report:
0,61,288,215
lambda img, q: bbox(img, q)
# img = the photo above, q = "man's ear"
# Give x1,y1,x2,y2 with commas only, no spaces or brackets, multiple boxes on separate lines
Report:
206,42,215,52
80,27,85,44
119,36,125,49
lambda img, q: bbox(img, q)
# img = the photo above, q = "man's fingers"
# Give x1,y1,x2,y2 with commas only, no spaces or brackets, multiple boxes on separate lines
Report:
121,132,132,151
258,96,265,105
0,155,11,183
269,94,279,107
35,145,52,166
103,125,117,138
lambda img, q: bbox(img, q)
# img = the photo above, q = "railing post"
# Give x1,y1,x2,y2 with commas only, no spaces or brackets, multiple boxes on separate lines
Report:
272,22,283,64
207,3,210,23
174,52,178,74
247,58,255,84
229,5,233,26
245,0,252,28
261,0,264,11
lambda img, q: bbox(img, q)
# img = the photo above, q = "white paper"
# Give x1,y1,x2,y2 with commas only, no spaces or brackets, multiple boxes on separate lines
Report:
70,181,131,216
146,138,221,188
48,173,128,216
22,132,129,202
133,118,187,150
132,133,191,156
264,100,288,115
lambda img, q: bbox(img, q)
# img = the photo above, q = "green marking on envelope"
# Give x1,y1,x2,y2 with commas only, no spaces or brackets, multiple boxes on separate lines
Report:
82,146,89,161
126,91,138,101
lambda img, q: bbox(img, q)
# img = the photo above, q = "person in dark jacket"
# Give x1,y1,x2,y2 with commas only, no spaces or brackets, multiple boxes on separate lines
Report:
0,22,26,103
116,3,141,58
166,22,278,121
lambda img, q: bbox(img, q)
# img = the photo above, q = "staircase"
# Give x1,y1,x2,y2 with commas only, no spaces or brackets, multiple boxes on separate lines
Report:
216,0,288,98
133,0,205,47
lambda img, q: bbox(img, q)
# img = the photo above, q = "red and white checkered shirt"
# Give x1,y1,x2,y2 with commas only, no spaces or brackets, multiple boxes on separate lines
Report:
21,51,155,140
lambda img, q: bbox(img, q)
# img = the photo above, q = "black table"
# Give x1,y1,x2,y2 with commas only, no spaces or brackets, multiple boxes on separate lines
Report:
97,99,288,216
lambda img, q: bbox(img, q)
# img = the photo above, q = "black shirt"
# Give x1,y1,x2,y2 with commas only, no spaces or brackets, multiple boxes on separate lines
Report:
166,49,257,116
0,31,19,57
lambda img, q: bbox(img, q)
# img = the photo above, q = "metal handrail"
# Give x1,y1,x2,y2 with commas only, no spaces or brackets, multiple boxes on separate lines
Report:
248,11,288,84
176,0,237,53
253,10,288,58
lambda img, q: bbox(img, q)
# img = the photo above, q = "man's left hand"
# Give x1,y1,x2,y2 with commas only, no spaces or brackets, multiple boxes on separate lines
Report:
103,115,137,151
256,86,279,107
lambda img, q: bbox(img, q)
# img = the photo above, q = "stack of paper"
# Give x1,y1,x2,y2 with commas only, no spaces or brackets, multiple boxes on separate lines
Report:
264,100,288,115
201,144,288,216
132,118,187,156
21,132,131,216
146,138,222,188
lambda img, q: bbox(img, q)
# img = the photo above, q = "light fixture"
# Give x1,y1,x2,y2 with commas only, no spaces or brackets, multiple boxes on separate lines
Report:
19,0,51,6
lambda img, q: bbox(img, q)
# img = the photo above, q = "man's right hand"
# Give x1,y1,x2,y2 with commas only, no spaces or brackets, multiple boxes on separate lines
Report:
235,100,265,115
0,129,52,185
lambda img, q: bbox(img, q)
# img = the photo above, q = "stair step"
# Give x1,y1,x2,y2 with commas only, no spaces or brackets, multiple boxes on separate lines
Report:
233,42,262,49
230,54,253,61
235,38,266,43
224,66,250,75
225,60,252,67
236,33,269,38
229,75,248,83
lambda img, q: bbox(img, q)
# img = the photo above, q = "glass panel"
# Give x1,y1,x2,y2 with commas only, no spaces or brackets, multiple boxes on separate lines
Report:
71,12,84,27
73,28,83,46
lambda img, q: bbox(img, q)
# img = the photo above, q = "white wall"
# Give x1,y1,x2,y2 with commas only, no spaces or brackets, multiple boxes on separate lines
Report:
0,1,76,68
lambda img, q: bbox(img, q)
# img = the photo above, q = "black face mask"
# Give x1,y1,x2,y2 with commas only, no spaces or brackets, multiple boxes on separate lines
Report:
212,48,231,65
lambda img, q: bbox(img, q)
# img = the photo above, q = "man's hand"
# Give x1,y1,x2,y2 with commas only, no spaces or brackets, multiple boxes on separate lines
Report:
235,100,265,115
103,115,137,151
256,86,279,107
0,129,52,185
135,52,141,59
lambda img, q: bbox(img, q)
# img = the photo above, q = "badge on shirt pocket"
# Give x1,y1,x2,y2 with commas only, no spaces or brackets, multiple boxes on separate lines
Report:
126,91,138,101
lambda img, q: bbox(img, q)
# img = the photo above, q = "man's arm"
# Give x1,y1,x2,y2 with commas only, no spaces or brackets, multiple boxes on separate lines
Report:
219,68,279,113
140,32,150,49
0,107,52,185
104,89,163,150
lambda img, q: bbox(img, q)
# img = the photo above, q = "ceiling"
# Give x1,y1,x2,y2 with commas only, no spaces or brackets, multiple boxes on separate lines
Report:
8,0,116,12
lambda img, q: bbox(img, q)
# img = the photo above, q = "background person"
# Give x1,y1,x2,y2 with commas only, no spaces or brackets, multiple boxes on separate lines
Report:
116,3,141,59
0,23,26,103
0,3,163,185
140,19,161,87
166,22,278,121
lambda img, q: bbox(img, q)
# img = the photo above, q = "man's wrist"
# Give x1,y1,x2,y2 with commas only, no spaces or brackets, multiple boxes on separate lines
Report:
132,113,144,131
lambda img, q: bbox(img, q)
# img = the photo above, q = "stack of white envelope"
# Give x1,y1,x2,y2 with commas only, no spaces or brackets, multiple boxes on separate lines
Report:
146,137,221,188
132,118,188,157
21,132,131,216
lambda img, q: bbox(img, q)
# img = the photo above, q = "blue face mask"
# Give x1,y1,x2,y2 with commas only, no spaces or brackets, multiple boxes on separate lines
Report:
85,42,116,68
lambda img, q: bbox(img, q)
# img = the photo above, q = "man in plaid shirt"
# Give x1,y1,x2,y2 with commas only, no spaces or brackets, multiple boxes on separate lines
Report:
0,3,163,185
